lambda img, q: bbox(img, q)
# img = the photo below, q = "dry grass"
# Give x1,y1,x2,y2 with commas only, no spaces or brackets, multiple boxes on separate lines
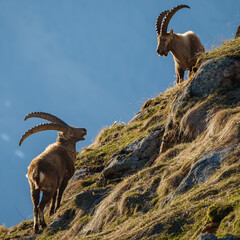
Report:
196,37,240,68
3,93,239,240
206,107,240,145
180,98,214,140
61,88,239,239
1,39,240,240
82,176,136,234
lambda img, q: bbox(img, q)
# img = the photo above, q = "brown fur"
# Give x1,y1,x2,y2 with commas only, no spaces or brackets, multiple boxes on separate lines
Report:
28,144,75,192
156,31,205,83
26,128,86,232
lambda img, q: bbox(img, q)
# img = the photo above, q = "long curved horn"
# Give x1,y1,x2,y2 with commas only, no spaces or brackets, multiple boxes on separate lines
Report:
155,10,169,35
19,123,68,146
24,112,69,126
161,5,190,36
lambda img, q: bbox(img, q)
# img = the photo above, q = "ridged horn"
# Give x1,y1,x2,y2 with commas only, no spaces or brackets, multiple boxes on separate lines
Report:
155,10,169,35
161,5,190,36
24,112,69,126
19,123,68,146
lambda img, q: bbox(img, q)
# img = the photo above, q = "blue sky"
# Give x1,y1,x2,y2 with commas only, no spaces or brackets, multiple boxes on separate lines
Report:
0,0,239,227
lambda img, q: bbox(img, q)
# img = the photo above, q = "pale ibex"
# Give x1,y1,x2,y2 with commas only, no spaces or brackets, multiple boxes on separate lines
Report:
155,5,205,83
19,112,87,232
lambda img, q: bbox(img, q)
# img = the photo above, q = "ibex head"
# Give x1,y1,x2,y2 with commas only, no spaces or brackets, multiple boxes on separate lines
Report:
155,5,190,56
19,112,87,146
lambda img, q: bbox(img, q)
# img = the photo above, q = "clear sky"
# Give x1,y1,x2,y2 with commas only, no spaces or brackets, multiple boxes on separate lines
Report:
0,0,239,227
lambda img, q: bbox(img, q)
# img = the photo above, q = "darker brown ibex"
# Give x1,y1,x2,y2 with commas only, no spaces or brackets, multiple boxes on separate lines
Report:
19,112,87,232
156,5,205,83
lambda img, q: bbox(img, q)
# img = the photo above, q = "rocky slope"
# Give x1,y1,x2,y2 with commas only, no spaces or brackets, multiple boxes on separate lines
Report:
0,37,240,240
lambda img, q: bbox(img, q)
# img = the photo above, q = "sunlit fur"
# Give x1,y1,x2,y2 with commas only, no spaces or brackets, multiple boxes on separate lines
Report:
26,128,86,232
156,30,205,83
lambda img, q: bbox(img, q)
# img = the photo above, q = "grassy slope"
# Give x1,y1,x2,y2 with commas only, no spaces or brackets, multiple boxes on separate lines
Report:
1,38,240,240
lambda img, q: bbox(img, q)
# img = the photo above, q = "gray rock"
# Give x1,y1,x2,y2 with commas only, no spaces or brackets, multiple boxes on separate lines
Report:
190,57,236,97
175,147,234,195
163,146,235,206
198,234,218,240
199,234,239,240
102,129,163,179
172,84,193,115
219,236,239,240
70,167,87,182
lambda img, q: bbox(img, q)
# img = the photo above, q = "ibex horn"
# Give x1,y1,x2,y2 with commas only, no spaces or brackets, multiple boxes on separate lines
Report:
24,112,69,127
161,5,190,36
19,123,68,146
155,10,169,36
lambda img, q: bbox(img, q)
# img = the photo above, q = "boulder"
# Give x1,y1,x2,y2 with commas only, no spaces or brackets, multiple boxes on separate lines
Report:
190,57,239,97
198,234,218,240
70,167,87,182
163,147,235,207
198,234,239,240
175,147,234,195
102,129,163,179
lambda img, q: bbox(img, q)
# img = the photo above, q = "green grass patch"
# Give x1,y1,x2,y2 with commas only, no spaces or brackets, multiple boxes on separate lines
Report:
197,38,240,65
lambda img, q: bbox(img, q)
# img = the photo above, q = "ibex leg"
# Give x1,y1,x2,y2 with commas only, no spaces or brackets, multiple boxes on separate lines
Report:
56,179,68,211
175,65,184,84
31,188,40,232
38,191,54,228
49,191,57,215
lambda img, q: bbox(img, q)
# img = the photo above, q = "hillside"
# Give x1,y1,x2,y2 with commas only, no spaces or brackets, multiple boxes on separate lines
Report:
1,38,240,240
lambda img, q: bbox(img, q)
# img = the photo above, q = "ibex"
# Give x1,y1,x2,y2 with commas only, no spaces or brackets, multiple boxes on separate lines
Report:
155,5,205,83
19,112,87,232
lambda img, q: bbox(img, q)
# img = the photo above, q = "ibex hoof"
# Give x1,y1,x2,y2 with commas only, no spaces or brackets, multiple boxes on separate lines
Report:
49,209,55,216
34,225,39,233
41,222,47,229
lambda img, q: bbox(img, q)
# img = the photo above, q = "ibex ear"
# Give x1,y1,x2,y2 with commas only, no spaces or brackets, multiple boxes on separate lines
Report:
169,29,173,39
58,129,71,139
66,128,74,136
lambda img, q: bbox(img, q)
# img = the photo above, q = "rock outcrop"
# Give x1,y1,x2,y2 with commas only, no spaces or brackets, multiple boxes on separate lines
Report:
101,128,163,180
1,38,240,240
199,234,238,240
